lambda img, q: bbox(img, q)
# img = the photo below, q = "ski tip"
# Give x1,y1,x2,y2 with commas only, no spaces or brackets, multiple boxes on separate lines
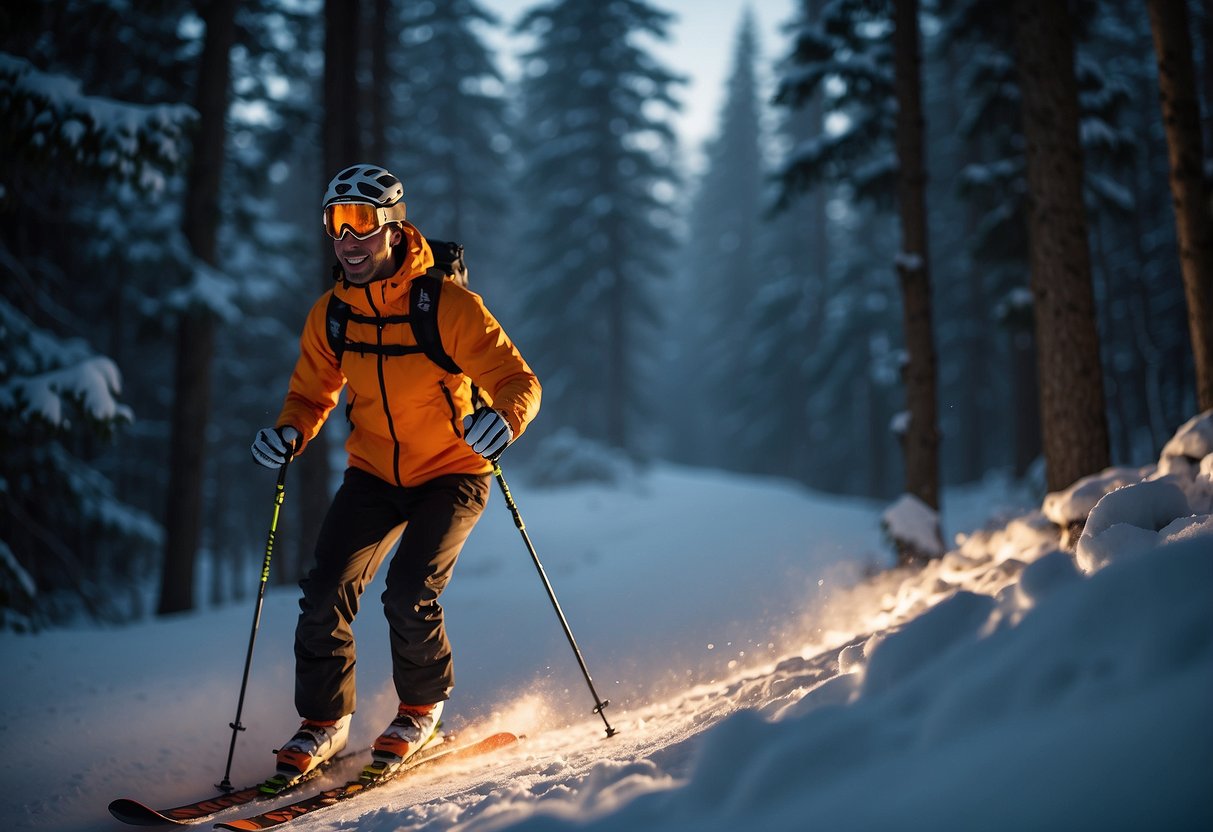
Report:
108,798,181,826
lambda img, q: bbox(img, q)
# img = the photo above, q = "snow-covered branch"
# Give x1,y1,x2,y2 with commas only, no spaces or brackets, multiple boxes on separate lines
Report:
0,297,133,431
0,52,196,192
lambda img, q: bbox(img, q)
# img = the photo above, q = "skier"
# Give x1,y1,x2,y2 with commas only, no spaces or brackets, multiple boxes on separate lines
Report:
250,163,541,780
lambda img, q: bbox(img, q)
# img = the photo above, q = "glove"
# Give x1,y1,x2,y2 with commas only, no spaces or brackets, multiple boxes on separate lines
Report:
462,408,513,459
251,426,300,469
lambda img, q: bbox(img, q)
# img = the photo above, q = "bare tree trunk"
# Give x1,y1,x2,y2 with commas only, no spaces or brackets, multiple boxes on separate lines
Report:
892,0,941,517
1011,0,1110,493
1199,4,1213,163
288,0,363,582
1011,323,1041,478
369,0,390,164
158,0,237,615
1147,0,1213,413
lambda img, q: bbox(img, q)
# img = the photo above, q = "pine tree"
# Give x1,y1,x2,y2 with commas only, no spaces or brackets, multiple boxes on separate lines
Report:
937,0,1174,469
675,10,766,469
741,0,843,487
0,5,197,626
513,0,682,454
774,0,940,511
742,95,827,483
384,0,515,306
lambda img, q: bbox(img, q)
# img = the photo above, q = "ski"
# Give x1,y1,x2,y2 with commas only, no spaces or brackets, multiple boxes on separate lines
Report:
213,732,519,831
108,751,358,827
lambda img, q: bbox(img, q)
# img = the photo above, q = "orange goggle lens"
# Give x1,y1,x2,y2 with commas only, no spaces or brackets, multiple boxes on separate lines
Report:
324,203,383,240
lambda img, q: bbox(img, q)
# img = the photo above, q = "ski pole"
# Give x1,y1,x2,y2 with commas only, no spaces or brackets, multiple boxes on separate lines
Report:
217,452,292,792
491,460,617,738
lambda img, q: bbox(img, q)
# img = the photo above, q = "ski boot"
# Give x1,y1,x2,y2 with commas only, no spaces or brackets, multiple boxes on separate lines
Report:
362,702,443,783
261,715,351,794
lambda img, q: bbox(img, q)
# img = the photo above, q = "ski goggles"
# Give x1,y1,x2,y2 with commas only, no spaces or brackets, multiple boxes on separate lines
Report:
323,201,406,240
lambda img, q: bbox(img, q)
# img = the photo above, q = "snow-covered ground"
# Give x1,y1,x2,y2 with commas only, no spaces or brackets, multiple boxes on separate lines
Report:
2,414,1211,832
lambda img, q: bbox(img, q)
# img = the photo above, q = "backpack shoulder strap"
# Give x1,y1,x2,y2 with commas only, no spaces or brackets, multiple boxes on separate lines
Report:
409,271,463,375
325,291,350,365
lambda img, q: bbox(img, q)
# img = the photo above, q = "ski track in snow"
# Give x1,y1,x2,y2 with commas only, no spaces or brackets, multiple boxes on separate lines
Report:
234,637,864,832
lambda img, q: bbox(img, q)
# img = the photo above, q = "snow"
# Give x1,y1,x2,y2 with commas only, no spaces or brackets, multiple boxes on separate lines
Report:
881,492,944,558
0,540,36,598
0,295,134,429
894,250,924,272
2,415,1211,831
1074,478,1192,573
0,356,133,428
0,52,195,189
1041,464,1145,526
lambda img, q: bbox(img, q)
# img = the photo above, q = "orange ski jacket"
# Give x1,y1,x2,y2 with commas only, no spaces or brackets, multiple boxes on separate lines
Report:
276,224,541,487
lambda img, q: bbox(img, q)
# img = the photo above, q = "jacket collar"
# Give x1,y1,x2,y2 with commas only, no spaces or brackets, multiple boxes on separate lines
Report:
333,221,434,312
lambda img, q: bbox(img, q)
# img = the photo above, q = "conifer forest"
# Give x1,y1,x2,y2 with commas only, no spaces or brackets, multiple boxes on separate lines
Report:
2,0,1210,628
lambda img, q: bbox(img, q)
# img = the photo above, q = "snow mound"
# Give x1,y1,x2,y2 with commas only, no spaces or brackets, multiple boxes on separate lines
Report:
1160,409,1213,464
881,493,944,560
469,536,1213,832
1156,410,1213,514
1042,465,1144,528
1075,479,1193,573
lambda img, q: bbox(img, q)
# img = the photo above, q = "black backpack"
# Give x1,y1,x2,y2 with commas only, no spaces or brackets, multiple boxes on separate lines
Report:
325,239,467,374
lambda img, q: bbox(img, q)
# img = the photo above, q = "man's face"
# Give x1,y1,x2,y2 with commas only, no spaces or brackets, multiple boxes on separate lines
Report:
333,222,401,284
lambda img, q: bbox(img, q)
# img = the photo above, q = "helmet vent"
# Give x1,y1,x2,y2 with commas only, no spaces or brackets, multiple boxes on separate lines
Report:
324,163,404,208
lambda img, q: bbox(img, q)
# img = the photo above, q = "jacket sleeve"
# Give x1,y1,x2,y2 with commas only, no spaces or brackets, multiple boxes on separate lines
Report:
275,291,346,453
440,285,541,438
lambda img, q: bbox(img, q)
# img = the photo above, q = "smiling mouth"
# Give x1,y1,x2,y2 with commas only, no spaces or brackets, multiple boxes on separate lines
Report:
344,254,368,266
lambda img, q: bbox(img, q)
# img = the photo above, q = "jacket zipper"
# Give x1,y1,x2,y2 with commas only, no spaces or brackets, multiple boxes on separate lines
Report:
438,381,460,437
364,286,403,486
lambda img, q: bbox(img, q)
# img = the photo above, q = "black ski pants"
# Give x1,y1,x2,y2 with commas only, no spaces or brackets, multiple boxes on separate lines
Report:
293,466,490,720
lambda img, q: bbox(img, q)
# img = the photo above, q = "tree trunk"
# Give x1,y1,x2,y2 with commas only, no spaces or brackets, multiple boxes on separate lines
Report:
288,0,363,580
1011,0,1110,493
369,0,390,164
1011,324,1041,478
892,0,941,514
1199,5,1213,163
158,0,237,615
1147,0,1213,413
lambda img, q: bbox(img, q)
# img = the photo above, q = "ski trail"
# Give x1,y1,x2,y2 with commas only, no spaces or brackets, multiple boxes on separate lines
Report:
281,631,873,831
287,509,1063,832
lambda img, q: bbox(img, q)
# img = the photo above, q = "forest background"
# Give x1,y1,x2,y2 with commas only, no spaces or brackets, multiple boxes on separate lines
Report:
1,0,1210,629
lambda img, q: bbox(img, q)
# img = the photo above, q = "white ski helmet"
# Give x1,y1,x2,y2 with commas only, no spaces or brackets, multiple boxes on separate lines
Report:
323,164,406,211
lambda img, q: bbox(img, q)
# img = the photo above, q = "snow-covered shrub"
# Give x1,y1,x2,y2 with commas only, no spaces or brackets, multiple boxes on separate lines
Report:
1043,465,1147,548
1159,409,1213,464
523,428,642,487
1154,410,1213,514
881,493,944,565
